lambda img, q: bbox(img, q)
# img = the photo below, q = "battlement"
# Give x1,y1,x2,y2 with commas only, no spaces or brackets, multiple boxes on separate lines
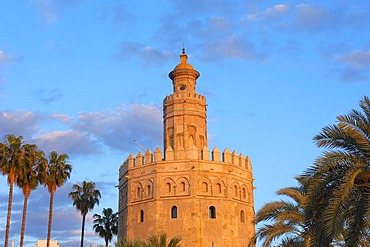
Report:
119,146,252,173
163,92,206,104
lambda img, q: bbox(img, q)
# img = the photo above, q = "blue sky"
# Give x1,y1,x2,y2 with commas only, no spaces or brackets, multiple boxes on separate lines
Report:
0,0,369,246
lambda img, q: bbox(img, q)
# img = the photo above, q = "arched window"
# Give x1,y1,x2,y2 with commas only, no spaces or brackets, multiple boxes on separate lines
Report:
234,185,238,196
209,206,216,219
242,188,246,198
202,182,208,192
139,210,144,222
240,210,245,223
181,182,186,192
216,183,222,193
171,206,178,218
137,187,141,198
167,183,171,192
147,185,151,196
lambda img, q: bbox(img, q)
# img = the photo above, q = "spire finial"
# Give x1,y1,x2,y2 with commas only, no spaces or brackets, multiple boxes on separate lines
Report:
182,44,186,54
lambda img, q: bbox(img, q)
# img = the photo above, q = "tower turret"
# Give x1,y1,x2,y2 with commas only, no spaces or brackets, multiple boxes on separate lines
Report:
163,50,207,156
168,48,200,93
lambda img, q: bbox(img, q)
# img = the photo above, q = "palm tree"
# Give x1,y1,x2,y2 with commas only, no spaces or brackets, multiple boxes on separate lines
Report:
249,176,311,247
0,135,36,247
16,144,45,247
144,234,181,247
69,181,101,247
93,208,118,247
305,96,370,246
44,151,72,247
116,240,144,247
117,234,181,247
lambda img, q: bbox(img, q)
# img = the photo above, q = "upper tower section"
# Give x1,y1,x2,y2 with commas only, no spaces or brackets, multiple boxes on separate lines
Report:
163,50,207,156
168,48,200,94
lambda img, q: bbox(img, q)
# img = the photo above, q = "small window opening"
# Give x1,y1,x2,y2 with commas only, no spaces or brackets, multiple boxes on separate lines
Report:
167,183,171,192
180,85,186,90
240,210,245,223
202,182,208,192
234,185,238,196
171,206,178,218
209,206,216,219
181,182,186,192
147,185,151,196
139,210,144,222
216,183,221,193
243,188,246,198
137,187,141,197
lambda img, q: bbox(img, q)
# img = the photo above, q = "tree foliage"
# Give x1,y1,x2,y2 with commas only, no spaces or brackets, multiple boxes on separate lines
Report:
69,181,101,247
249,176,310,247
93,208,118,247
304,96,370,246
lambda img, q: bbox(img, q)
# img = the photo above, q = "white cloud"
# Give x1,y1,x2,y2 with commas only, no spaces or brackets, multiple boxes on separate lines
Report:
247,4,290,21
0,180,110,247
72,104,162,152
0,50,20,64
0,104,162,157
116,42,174,67
335,50,370,69
0,110,43,139
200,36,264,62
333,50,370,82
246,3,343,34
34,130,101,156
30,0,58,22
99,3,136,29
49,113,72,123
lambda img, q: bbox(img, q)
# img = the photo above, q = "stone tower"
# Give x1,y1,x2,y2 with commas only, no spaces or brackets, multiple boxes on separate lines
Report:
118,50,255,247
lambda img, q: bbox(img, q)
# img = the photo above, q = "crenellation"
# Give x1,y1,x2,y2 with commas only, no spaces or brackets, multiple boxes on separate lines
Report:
187,145,198,160
246,156,252,170
222,148,232,163
165,146,174,161
136,152,143,166
201,146,210,160
144,149,153,164
212,147,221,161
154,147,162,162
128,154,135,168
122,146,250,171
163,92,206,104
239,154,245,168
232,150,239,166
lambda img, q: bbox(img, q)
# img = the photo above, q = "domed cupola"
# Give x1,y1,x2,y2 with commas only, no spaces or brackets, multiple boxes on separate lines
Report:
168,48,200,93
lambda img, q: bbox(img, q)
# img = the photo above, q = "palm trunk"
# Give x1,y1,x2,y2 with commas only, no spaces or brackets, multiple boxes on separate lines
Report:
47,190,55,247
20,192,30,247
4,183,14,247
105,238,108,247
81,213,86,247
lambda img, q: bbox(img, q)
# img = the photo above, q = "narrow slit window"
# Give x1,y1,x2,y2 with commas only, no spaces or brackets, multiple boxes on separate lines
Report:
171,206,178,218
137,187,141,198
240,210,245,223
139,210,144,222
147,185,151,196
